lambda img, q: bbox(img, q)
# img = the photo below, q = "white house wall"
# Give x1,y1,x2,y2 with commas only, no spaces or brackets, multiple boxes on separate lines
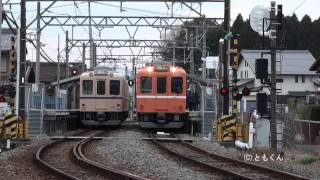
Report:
238,60,318,95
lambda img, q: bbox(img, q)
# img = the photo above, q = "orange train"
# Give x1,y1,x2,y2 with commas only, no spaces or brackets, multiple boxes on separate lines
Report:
136,62,187,128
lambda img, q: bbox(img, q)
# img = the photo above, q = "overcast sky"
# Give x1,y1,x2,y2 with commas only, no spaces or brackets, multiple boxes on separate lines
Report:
3,0,319,69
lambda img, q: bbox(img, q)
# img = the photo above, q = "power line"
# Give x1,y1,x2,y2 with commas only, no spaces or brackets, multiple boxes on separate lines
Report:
288,0,307,16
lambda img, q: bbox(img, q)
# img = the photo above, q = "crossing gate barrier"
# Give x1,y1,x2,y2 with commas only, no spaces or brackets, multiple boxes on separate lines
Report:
0,113,28,139
215,115,248,143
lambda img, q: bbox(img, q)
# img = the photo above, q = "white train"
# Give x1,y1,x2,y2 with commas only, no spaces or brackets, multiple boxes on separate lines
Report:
79,68,129,126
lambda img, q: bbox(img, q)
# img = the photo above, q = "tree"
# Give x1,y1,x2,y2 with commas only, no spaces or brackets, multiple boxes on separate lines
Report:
298,15,313,50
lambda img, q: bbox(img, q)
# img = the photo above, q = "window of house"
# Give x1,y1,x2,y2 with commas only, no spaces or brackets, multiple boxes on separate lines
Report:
141,77,152,93
241,71,243,79
276,79,284,83
302,75,305,83
110,80,120,95
157,77,166,93
171,77,183,94
82,80,93,95
97,80,105,95
295,75,299,83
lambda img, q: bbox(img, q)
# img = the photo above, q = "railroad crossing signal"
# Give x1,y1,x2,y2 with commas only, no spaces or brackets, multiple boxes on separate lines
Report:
9,36,17,82
71,69,78,76
219,87,229,96
231,34,239,115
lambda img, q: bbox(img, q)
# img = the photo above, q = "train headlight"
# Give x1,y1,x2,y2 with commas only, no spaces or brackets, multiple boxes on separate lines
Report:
147,66,153,73
171,66,177,73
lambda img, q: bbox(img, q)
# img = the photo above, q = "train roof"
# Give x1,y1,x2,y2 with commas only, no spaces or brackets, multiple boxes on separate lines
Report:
138,64,186,75
80,70,124,79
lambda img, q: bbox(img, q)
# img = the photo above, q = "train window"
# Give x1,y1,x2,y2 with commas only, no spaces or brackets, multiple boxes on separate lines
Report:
141,77,152,93
157,77,166,94
171,77,183,94
82,80,93,95
97,80,105,95
110,80,120,95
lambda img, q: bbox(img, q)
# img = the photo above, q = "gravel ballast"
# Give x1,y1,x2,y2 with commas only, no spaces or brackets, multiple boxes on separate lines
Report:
0,138,57,179
87,129,222,179
187,135,320,179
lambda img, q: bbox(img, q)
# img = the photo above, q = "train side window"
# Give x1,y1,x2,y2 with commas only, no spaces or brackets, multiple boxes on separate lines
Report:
97,80,105,95
110,80,120,95
141,77,152,93
82,80,93,95
157,77,166,94
171,77,183,94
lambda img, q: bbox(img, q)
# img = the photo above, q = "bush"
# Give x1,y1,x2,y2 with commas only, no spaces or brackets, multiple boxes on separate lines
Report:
298,156,320,165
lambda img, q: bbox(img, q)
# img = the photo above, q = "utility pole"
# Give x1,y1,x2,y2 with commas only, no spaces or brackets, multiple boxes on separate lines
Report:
35,1,41,83
56,35,60,110
88,0,94,70
15,28,21,116
132,57,136,120
270,1,277,151
223,0,230,115
82,43,85,72
0,0,2,83
189,34,194,77
65,30,69,78
20,0,26,117
201,21,207,137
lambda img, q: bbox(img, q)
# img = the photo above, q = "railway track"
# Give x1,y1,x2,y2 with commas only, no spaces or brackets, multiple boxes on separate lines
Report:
35,130,148,180
151,133,311,180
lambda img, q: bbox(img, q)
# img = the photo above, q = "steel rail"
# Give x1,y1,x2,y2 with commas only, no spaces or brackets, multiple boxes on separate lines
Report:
72,132,149,180
150,133,251,179
178,138,311,180
35,139,79,180
34,130,93,180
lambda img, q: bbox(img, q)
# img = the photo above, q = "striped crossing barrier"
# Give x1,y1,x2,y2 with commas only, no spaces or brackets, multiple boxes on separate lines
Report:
0,113,27,139
215,115,250,143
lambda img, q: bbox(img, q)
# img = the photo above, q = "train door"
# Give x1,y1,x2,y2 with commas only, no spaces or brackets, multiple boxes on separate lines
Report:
155,76,168,112
95,80,107,110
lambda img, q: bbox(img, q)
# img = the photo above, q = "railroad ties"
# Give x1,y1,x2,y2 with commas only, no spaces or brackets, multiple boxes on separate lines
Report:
150,133,310,180
35,130,148,180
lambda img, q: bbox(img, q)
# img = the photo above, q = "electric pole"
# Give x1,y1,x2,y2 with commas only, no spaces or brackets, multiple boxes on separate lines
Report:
65,30,69,78
88,0,94,70
270,1,277,151
0,0,3,83
223,0,230,115
35,1,41,83
20,0,26,117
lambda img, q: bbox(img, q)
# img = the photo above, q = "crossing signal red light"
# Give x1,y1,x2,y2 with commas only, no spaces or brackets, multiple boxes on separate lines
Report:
219,87,229,96
71,69,78,76
0,95,5,102
242,87,251,96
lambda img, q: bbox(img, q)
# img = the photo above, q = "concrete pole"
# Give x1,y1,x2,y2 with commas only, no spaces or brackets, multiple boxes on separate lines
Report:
88,1,94,69
189,34,194,76
82,43,85,72
20,0,26,117
132,57,135,118
35,1,41,83
223,0,230,115
201,22,207,137
56,35,60,110
65,30,69,78
0,1,3,83
270,1,277,151
15,28,21,115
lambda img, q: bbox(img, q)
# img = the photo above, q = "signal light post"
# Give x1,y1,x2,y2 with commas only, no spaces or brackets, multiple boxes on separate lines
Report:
231,35,239,116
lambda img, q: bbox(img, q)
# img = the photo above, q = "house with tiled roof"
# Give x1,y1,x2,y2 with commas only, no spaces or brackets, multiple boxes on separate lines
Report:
237,50,318,111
